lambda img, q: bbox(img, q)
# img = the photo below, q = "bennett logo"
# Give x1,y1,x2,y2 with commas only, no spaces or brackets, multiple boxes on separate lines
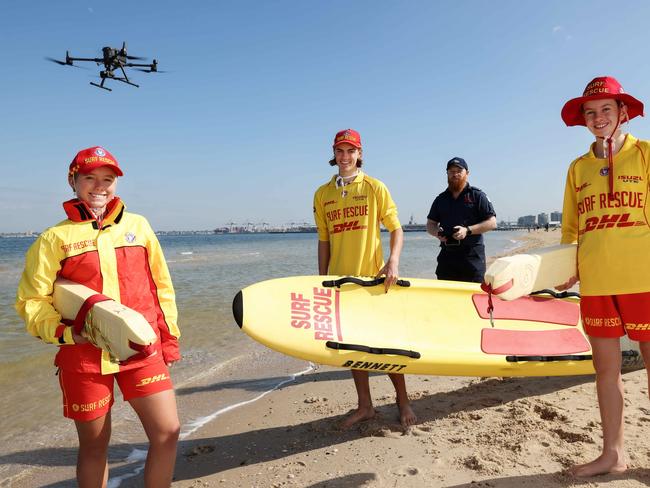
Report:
136,373,169,387
332,220,364,234
341,360,407,372
575,182,591,192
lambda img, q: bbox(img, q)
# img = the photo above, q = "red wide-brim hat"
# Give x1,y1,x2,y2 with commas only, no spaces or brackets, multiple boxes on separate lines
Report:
561,76,644,127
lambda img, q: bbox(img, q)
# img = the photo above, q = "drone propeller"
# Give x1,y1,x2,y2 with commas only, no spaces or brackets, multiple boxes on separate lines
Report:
118,41,147,61
134,67,168,73
45,57,88,69
45,57,68,66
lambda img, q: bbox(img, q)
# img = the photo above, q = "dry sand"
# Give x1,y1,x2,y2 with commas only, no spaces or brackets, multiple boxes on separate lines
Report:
7,230,650,487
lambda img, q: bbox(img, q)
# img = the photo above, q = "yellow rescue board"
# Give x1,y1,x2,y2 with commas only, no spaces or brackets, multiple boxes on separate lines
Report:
233,276,642,377
53,278,158,362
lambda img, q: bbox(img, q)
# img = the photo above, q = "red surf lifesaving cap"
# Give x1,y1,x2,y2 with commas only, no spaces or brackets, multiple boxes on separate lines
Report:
68,146,123,177
561,76,644,127
333,129,362,148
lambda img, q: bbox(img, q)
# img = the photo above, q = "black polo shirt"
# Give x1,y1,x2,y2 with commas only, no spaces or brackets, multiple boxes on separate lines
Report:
427,184,496,248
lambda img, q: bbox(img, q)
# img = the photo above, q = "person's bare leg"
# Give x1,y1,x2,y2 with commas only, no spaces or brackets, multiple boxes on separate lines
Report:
570,336,627,477
75,412,111,488
129,390,180,487
340,370,375,429
388,373,416,427
640,341,650,400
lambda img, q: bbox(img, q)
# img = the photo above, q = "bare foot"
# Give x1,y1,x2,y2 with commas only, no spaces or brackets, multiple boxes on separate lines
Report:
569,453,627,477
339,406,376,430
398,402,417,428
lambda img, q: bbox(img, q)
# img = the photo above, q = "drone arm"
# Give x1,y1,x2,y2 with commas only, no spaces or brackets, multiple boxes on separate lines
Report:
69,57,103,63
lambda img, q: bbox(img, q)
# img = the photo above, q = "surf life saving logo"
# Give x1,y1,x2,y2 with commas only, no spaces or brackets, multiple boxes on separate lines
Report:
289,287,342,342
95,147,106,157
341,190,348,197
600,167,609,176
124,232,136,243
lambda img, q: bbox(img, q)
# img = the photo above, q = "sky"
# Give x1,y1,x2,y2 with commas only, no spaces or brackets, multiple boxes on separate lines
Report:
2,0,650,232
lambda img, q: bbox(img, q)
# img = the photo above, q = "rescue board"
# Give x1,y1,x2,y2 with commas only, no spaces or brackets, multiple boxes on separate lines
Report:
53,278,158,362
483,244,577,301
232,276,643,377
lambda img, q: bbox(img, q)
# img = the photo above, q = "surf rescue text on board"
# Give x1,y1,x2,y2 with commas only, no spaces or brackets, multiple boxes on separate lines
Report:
290,287,337,341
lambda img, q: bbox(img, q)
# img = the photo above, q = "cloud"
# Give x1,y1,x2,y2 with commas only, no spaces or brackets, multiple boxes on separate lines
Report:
553,25,562,33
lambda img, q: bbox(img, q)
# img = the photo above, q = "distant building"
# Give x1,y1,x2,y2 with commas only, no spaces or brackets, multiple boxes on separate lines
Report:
551,211,562,223
537,213,549,226
518,215,536,227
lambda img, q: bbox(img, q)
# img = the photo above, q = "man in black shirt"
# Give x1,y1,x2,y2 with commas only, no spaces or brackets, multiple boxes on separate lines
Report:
426,157,496,282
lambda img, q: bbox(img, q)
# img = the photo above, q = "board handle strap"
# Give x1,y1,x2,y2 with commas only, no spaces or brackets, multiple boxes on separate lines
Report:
506,354,593,363
322,276,411,288
530,289,581,299
326,341,421,359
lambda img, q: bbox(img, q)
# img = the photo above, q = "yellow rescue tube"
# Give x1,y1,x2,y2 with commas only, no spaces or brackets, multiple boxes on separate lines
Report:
53,278,158,362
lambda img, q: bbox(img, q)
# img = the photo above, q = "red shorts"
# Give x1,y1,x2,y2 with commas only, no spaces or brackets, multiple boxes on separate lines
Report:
581,292,650,341
58,361,173,421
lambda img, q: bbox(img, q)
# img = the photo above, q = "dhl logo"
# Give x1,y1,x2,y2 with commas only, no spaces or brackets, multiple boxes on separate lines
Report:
626,323,650,331
332,220,364,234
580,213,643,234
136,373,169,387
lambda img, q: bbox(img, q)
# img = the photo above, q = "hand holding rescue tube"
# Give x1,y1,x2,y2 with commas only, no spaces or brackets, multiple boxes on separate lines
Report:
483,244,578,301
53,278,158,362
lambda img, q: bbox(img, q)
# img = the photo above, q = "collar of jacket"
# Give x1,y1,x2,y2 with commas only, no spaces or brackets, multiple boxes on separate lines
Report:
62,197,125,229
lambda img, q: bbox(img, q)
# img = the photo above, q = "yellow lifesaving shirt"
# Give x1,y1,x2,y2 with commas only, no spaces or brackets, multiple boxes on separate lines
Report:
313,172,401,276
561,134,650,295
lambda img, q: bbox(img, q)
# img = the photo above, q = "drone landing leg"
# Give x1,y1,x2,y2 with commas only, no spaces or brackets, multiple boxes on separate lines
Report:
116,65,139,88
90,81,112,91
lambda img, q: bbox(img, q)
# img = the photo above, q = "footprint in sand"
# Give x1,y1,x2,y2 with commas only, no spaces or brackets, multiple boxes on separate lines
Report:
185,444,215,460
394,466,420,477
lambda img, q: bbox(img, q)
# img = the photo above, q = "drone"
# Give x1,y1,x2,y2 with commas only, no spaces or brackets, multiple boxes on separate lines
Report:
46,42,161,91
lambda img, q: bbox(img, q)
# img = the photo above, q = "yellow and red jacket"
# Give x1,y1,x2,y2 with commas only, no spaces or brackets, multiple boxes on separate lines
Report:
15,197,180,374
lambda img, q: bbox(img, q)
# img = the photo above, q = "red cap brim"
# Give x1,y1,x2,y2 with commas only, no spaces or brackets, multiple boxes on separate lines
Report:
76,161,124,176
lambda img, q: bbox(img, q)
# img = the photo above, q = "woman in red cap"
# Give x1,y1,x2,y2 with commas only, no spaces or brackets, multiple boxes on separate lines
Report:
16,146,181,487
560,77,650,476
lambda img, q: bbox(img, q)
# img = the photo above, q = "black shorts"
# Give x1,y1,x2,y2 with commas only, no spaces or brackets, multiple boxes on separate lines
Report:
436,244,486,283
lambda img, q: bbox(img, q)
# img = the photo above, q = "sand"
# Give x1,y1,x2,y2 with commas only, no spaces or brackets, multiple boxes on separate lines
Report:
6,229,650,488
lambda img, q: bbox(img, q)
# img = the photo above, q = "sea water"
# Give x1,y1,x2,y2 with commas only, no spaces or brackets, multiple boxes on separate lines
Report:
0,230,523,480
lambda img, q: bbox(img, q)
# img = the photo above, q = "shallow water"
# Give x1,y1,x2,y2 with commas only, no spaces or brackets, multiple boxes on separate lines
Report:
0,231,523,459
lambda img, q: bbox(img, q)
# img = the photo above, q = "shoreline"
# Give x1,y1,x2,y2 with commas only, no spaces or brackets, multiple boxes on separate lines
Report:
10,230,650,487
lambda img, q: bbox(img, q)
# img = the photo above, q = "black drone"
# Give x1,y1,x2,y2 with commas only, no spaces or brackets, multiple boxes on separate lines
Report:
46,42,161,91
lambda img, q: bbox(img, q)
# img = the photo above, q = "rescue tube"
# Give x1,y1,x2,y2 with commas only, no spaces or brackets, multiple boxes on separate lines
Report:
53,278,158,362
